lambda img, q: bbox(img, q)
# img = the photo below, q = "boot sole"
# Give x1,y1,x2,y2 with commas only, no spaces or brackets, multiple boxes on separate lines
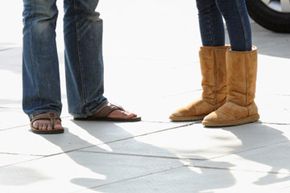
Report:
170,115,206,122
202,114,260,127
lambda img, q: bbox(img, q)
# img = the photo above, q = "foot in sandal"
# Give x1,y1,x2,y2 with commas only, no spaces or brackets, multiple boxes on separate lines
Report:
30,112,64,134
74,102,141,122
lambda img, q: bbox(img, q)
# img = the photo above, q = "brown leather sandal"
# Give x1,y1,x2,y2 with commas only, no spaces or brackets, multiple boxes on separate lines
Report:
74,103,141,122
30,112,64,134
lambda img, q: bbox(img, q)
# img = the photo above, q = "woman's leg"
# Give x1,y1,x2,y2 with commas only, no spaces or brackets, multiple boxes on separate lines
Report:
215,0,252,51
196,0,225,47
169,0,228,122
202,0,259,127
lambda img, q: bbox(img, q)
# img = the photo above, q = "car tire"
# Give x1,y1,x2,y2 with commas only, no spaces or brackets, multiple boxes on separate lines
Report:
246,0,290,33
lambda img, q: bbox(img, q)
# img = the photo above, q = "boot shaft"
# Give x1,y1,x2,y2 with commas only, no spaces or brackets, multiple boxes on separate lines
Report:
199,46,229,106
226,47,258,106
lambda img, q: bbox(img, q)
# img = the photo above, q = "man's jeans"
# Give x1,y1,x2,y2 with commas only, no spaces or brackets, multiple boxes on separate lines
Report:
196,0,252,51
22,0,107,119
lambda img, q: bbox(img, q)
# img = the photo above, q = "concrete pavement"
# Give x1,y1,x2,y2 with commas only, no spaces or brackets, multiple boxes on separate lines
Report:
1,0,290,192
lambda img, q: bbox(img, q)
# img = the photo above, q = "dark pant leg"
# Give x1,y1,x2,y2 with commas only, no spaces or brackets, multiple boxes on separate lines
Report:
215,0,252,51
196,0,225,46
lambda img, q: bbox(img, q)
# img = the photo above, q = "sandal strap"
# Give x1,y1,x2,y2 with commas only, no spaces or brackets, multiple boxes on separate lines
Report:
31,112,61,129
94,103,124,118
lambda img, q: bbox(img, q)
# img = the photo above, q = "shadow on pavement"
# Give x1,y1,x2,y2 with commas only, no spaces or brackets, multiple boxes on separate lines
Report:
42,120,235,193
223,123,290,186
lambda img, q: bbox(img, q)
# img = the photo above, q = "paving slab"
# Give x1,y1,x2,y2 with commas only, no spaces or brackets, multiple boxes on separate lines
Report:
0,69,22,109
82,123,290,160
0,151,184,193
194,126,290,175
255,57,290,124
0,109,27,131
0,47,22,74
102,58,202,122
258,94,290,124
0,118,189,156
193,143,290,188
83,166,289,193
0,154,41,168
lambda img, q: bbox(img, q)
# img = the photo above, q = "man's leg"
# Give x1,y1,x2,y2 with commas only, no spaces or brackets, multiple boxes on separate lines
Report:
63,0,138,120
22,0,63,132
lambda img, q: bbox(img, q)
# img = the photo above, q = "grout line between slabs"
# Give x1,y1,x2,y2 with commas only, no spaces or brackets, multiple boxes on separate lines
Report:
260,121,290,125
73,164,290,193
71,165,186,193
204,139,290,162
0,156,45,169
40,122,195,158
0,115,73,132
0,122,195,167
77,150,206,161
192,165,290,175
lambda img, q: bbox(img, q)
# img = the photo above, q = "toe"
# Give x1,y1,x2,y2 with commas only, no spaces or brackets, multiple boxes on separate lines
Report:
109,110,137,119
40,122,46,130
54,120,63,130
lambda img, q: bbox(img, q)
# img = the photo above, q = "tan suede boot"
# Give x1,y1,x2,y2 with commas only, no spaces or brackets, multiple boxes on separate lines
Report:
170,46,229,121
202,47,260,127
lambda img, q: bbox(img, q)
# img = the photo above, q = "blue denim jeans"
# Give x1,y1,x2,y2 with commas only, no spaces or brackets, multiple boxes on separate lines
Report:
22,0,107,119
196,0,252,51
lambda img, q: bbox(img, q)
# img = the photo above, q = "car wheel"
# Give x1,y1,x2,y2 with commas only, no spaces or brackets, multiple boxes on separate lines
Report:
246,0,290,33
